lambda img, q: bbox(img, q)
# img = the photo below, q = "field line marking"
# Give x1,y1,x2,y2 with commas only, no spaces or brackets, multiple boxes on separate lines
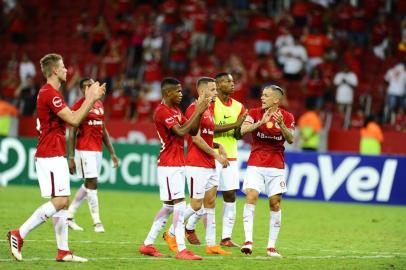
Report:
0,254,400,262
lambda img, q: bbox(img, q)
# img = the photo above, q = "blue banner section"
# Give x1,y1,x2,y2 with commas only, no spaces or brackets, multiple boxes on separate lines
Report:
238,151,406,205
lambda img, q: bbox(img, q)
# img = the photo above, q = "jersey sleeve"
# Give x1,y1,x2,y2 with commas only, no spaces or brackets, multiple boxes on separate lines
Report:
284,112,295,130
244,108,256,124
46,89,67,114
185,103,196,120
156,107,179,130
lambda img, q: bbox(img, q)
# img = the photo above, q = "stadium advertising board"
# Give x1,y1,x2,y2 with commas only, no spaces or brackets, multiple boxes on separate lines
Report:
1,137,405,205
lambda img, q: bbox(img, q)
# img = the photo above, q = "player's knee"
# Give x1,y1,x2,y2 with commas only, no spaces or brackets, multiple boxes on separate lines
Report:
51,196,69,210
204,197,216,208
223,190,236,202
246,190,258,204
190,199,203,211
269,200,281,211
85,178,97,189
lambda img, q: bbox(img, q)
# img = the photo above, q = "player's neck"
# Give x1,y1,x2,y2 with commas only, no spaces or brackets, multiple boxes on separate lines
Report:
162,99,176,108
217,91,229,103
47,77,61,91
267,105,278,113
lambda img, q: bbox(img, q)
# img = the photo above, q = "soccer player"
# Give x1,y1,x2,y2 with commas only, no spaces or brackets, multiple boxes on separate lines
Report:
164,77,231,256
7,53,105,262
239,85,294,257
66,78,119,233
185,72,246,247
138,77,210,260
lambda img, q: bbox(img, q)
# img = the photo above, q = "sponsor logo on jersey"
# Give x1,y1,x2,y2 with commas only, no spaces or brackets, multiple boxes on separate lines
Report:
88,120,103,126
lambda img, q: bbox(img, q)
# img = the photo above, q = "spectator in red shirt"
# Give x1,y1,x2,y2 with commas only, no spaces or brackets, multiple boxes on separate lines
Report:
351,108,365,129
133,86,152,121
290,0,311,27
169,27,190,75
302,27,331,72
249,55,282,98
104,80,130,120
250,11,275,56
303,68,329,110
90,16,110,55
190,1,209,57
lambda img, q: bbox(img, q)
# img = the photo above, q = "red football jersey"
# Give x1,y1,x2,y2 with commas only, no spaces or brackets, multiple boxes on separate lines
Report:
154,103,187,166
245,107,295,169
71,97,104,151
185,102,215,168
35,83,67,157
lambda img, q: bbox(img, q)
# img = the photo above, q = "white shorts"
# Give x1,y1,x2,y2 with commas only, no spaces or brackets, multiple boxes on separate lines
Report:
36,157,71,198
216,160,240,191
242,166,287,197
186,166,218,199
75,150,102,179
158,166,186,201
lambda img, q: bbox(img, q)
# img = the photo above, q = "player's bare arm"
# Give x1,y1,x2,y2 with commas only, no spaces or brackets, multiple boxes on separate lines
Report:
241,108,272,136
57,82,106,127
102,125,119,168
272,111,294,144
68,126,78,174
171,95,210,137
191,130,230,168
214,112,248,133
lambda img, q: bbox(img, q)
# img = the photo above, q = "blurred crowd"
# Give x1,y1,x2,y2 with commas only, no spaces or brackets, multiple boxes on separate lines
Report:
1,0,406,134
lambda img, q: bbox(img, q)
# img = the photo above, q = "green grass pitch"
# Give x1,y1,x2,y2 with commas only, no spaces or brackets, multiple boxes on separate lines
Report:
1,185,406,270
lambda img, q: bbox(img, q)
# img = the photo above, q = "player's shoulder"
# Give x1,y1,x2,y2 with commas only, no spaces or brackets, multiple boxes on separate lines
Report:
249,107,262,115
279,107,294,119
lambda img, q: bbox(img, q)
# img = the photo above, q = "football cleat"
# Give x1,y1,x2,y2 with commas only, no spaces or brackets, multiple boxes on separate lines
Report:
139,244,165,257
56,249,88,262
206,245,232,256
185,229,201,245
240,241,253,255
94,223,105,233
163,231,178,253
220,238,240,248
176,249,203,260
67,219,84,231
7,230,24,261
266,247,282,258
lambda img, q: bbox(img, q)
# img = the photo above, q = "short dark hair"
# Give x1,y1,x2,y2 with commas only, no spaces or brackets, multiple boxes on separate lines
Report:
197,77,215,88
215,72,230,81
161,77,180,95
79,77,93,90
161,77,180,89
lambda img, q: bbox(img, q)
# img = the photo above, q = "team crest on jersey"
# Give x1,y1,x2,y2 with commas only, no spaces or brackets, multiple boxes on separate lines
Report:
266,121,273,129
52,96,63,108
165,117,175,124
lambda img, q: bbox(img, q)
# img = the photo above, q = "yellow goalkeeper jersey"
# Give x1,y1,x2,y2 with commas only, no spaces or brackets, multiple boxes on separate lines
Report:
213,97,244,160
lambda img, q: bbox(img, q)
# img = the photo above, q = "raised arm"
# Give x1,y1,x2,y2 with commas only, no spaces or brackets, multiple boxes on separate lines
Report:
272,111,294,144
172,95,210,137
57,82,105,127
241,109,271,136
214,112,247,133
